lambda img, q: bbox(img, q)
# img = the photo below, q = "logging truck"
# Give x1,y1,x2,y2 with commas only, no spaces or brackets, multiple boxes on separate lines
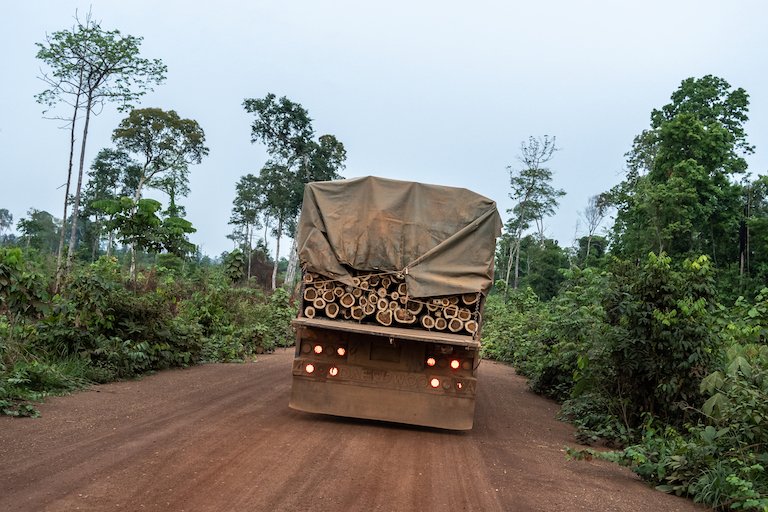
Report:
289,176,502,430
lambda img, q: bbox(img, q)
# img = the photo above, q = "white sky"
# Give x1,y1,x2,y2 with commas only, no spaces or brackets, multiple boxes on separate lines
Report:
2,0,767,258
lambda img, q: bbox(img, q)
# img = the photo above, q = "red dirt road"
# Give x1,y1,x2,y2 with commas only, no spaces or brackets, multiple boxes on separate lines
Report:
0,350,706,512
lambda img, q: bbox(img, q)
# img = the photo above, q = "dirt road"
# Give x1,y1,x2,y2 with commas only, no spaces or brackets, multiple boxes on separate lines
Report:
0,350,706,512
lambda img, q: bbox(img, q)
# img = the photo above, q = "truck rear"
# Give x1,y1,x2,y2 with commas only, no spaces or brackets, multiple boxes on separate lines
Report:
289,176,501,430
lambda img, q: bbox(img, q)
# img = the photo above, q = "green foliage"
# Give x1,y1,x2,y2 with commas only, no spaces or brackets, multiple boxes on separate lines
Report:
484,268,608,401
570,413,768,510
178,285,296,361
517,236,569,301
607,75,751,267
113,108,208,175
93,197,196,259
481,287,543,363
223,249,246,284
1,253,297,417
488,258,768,510
16,209,60,254
35,15,166,114
598,253,719,425
0,248,49,317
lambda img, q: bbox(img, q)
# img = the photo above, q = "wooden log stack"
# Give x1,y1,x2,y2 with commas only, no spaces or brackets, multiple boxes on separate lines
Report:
301,271,481,337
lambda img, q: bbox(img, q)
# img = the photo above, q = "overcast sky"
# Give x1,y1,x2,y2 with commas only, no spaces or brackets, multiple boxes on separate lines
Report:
2,1,767,258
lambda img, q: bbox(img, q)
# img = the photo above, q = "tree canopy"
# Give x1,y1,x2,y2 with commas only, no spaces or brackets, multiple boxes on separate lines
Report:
35,12,166,286
241,93,346,289
607,75,752,264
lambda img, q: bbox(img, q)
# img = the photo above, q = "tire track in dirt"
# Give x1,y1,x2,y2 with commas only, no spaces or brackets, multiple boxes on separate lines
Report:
0,350,706,512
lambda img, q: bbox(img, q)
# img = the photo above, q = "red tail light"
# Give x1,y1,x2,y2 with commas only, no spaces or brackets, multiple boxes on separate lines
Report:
450,359,460,370
429,378,440,388
426,357,436,367
336,347,346,357
305,364,315,374
329,367,339,377
313,345,323,354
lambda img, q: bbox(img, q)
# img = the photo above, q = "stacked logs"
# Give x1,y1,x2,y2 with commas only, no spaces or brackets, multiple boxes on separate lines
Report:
301,271,481,336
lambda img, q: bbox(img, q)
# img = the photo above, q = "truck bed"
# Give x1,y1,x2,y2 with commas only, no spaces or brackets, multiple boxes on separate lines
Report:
292,317,480,349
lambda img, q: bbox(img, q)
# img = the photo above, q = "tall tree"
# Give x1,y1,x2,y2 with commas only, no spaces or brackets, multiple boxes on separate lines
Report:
516,235,569,300
111,108,208,278
579,195,607,262
0,209,12,244
607,75,752,262
229,174,263,280
81,148,142,257
243,94,346,289
740,175,768,283
17,209,60,253
504,135,564,291
35,12,166,287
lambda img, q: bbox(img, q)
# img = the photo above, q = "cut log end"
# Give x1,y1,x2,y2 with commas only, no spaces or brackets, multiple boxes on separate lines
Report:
448,318,464,333
376,309,393,326
303,287,318,301
326,303,340,319
462,293,479,305
340,293,356,308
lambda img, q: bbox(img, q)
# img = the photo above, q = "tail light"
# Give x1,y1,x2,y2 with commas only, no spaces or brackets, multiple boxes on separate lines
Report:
429,378,440,388
305,364,315,374
313,344,324,354
450,359,460,370
329,367,339,377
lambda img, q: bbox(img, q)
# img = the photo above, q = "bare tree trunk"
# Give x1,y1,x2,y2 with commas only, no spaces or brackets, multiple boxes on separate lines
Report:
106,230,114,257
246,223,252,280
54,85,82,292
129,176,148,283
271,218,282,290
503,240,512,288
65,96,93,274
284,238,298,293
129,242,137,281
91,222,99,261
513,238,521,289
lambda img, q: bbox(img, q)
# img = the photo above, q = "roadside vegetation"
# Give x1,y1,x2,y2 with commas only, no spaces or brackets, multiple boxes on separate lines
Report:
0,246,296,418
484,75,768,511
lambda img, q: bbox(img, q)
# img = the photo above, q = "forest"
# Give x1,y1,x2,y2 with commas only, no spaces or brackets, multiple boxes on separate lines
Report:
484,75,768,510
1,14,767,512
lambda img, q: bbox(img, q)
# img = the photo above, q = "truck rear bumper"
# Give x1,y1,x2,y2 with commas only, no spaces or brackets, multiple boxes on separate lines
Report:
289,376,476,430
